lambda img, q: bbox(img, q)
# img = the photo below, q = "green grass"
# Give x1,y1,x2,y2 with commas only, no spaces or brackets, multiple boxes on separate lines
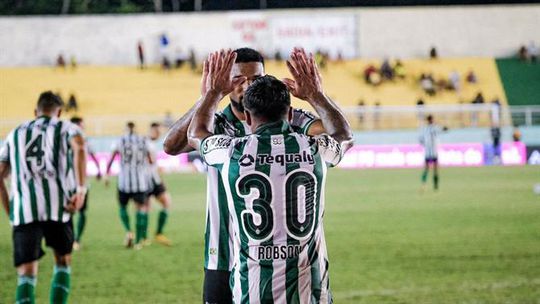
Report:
1,166,539,303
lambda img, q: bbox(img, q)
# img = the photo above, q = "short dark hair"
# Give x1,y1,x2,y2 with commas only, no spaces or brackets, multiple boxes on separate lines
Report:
127,121,135,130
234,48,264,66
243,75,290,122
150,122,160,128
37,91,63,112
70,116,83,125
427,115,433,122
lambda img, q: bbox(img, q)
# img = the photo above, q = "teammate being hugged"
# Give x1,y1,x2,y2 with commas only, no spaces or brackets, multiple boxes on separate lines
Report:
419,115,448,191
0,91,87,304
70,116,102,251
164,47,329,303
146,122,173,246
188,50,353,303
105,122,152,249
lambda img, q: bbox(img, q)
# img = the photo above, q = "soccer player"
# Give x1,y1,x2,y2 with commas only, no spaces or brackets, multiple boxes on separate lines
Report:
146,122,172,246
187,50,352,302
164,48,326,303
70,116,102,251
419,115,447,191
0,91,87,304
105,121,152,249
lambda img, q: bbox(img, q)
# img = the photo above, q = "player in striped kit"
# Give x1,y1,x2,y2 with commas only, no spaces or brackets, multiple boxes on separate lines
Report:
188,50,352,303
0,91,87,304
419,115,448,191
70,116,102,251
146,122,172,246
164,48,326,303
106,122,152,249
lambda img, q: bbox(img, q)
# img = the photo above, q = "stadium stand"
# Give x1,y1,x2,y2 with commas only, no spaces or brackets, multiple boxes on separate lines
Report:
0,58,508,135
496,58,540,106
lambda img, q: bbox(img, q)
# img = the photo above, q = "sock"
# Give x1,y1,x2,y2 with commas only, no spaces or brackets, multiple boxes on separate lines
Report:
50,266,70,304
136,211,146,244
421,169,428,183
142,212,149,240
119,206,130,232
434,174,439,190
16,275,36,304
75,211,86,242
156,209,168,235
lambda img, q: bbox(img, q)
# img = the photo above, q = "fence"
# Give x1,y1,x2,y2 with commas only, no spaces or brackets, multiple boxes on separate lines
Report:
1,104,540,137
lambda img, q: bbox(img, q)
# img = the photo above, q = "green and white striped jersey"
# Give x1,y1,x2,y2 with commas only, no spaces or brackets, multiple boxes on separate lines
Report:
201,120,342,304
204,105,317,272
0,116,82,226
419,124,443,159
112,133,151,193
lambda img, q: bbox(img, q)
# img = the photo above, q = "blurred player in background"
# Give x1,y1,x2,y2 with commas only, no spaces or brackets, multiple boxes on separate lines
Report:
70,116,102,251
105,122,152,249
164,47,327,303
419,115,447,191
0,91,87,304
187,50,352,302
146,122,172,246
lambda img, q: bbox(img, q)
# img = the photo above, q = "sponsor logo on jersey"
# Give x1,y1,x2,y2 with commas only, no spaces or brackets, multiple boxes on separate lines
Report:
257,244,305,260
202,136,233,153
239,151,315,167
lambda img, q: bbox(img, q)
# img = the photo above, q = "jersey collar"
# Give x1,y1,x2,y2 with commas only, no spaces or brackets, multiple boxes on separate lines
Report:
222,104,248,136
254,120,291,135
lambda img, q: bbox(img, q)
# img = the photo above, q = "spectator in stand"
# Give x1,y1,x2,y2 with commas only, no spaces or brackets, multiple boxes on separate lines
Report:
394,59,406,79
380,59,394,80
163,111,174,128
274,50,282,62
449,70,461,94
137,41,145,70
189,49,197,72
159,33,170,70
174,48,186,69
470,92,484,127
373,101,381,129
364,64,381,86
66,93,78,112
518,45,528,61
56,54,66,68
512,125,522,142
336,51,344,63
70,56,77,69
357,100,365,126
528,41,538,63
466,69,478,84
416,98,426,123
429,46,438,59
420,73,436,96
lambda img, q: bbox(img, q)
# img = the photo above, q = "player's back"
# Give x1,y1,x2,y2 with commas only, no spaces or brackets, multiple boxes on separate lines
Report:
116,133,150,193
212,121,341,303
1,116,81,225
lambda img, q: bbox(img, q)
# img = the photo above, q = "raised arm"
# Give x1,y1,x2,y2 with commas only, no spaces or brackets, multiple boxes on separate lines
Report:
283,48,353,150
163,60,210,155
67,134,87,212
188,50,246,150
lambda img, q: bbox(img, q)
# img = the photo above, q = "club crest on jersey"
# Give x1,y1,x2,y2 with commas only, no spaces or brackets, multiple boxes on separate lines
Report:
239,154,255,167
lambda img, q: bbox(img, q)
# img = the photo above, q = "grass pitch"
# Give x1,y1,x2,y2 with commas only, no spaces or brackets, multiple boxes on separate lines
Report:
0,166,539,303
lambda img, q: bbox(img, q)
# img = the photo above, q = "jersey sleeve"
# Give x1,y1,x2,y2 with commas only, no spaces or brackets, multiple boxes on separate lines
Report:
200,134,236,167
314,134,343,167
291,109,318,135
65,122,83,139
0,133,11,163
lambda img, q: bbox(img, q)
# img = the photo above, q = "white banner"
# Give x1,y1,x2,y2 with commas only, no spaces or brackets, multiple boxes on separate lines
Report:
270,15,357,59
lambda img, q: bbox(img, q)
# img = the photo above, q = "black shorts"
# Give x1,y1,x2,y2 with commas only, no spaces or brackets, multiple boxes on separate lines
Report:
148,183,166,198
425,157,438,164
203,269,232,304
12,221,74,267
79,192,89,212
118,190,148,206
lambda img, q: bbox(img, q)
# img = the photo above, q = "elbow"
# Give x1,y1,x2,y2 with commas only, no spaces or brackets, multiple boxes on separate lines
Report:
163,139,179,156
